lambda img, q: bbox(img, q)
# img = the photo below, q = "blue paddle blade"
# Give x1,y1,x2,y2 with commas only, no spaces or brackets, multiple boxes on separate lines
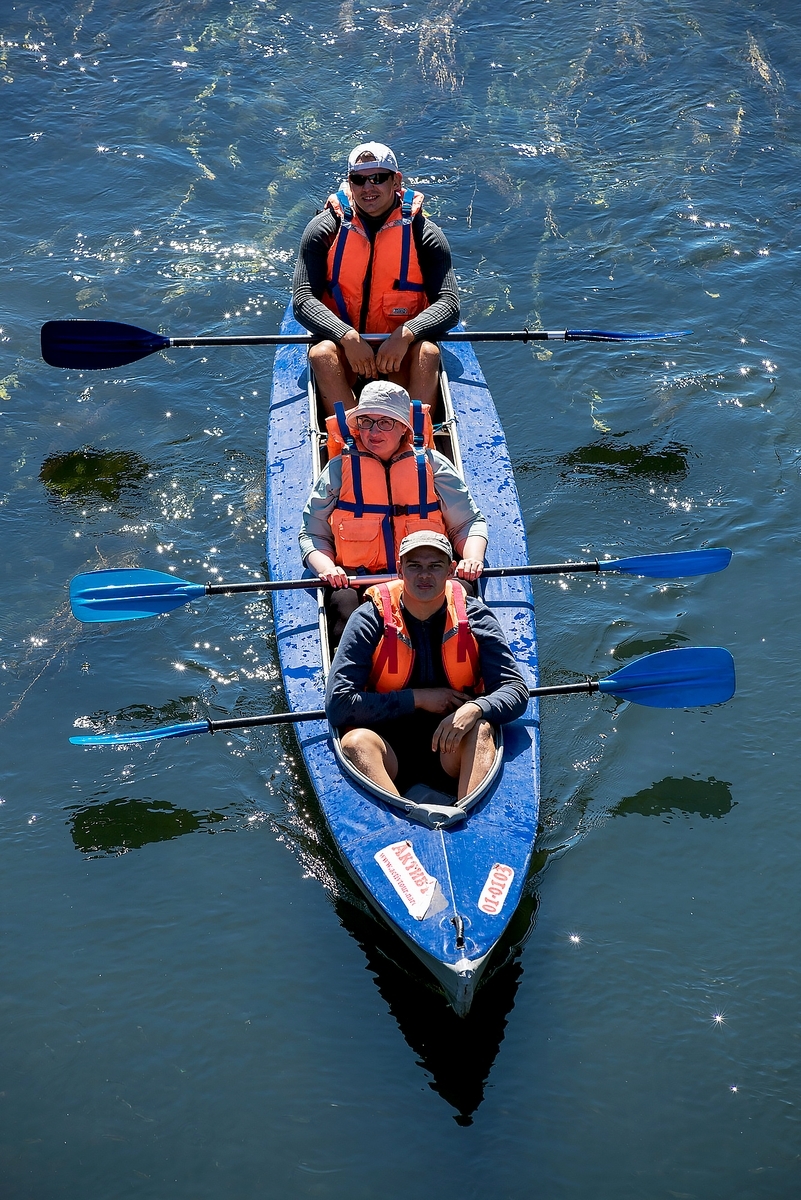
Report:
565,329,692,342
41,320,171,369
606,548,732,578
70,569,206,622
599,647,735,708
71,720,210,746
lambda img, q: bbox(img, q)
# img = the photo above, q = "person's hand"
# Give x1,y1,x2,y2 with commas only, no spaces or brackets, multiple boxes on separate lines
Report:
456,558,484,582
412,687,471,714
340,328,378,378
432,702,482,754
307,552,351,589
321,565,350,589
374,326,414,375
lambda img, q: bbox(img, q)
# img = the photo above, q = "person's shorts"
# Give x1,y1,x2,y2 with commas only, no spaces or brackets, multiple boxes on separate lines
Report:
377,711,458,797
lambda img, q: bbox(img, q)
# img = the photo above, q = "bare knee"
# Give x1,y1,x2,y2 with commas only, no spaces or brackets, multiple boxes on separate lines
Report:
412,340,440,373
341,728,396,770
340,727,376,758
308,340,342,372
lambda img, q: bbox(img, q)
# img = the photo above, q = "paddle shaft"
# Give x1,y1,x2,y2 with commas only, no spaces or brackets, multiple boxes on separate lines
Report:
207,709,326,732
167,329,679,348
208,684,590,729
202,562,604,596
529,681,598,698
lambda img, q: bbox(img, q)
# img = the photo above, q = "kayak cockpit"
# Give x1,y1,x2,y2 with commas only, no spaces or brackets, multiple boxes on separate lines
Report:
330,723,504,830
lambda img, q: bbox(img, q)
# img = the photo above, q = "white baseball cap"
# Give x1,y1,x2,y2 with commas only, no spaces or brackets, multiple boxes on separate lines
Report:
398,531,454,560
347,142,399,175
346,381,412,431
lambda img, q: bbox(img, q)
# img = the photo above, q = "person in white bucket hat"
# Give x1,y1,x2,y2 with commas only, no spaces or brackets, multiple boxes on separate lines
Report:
324,528,528,802
299,379,488,642
292,140,460,416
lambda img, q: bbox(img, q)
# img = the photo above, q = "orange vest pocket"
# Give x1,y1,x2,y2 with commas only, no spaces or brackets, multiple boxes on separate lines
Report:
401,515,448,541
333,516,386,571
380,291,427,326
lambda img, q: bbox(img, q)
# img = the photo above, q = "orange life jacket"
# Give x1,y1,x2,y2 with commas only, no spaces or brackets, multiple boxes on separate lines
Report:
322,185,429,333
327,400,447,573
365,578,483,695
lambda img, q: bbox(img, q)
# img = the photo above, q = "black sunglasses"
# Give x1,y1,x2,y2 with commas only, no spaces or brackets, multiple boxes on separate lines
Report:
349,171,394,186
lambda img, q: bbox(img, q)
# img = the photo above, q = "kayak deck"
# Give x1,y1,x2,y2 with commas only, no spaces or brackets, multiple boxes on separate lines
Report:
266,310,540,1013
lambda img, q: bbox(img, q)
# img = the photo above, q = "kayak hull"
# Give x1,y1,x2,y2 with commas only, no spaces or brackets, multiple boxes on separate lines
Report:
266,311,540,1012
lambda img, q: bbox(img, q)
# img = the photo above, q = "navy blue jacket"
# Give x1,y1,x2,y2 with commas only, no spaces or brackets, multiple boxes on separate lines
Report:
325,594,529,730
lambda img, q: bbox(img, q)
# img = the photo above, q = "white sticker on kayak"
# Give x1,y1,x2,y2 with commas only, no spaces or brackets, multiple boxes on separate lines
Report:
478,863,515,915
374,840,440,921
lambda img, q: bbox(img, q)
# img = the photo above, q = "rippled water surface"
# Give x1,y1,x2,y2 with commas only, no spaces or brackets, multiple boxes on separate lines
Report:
2,1,800,1195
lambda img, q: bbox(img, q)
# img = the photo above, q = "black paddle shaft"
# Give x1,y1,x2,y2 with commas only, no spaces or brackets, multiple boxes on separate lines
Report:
148,330,555,348
209,686,597,732
202,562,602,596
207,709,326,733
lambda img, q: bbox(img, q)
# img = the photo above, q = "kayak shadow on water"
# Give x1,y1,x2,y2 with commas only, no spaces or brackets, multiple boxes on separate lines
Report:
333,868,544,1127
270,729,547,1124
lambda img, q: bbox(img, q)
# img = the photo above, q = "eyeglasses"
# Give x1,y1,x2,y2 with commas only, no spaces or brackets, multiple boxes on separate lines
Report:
355,415,398,432
349,171,393,187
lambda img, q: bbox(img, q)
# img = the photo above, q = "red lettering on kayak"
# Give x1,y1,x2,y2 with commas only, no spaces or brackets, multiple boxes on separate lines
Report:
477,863,515,915
374,840,441,921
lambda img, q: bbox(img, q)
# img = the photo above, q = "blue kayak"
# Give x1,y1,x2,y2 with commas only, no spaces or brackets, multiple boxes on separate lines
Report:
266,310,540,1014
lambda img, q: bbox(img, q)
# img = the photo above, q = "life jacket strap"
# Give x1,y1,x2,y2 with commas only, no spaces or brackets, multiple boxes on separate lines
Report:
335,402,365,518
411,400,429,520
334,401,355,450
326,190,356,321
395,188,426,294
451,580,478,669
336,187,353,222
334,499,442,517
372,583,400,676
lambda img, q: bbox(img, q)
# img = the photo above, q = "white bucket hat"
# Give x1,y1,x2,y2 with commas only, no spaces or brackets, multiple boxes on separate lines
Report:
347,142,399,175
398,531,454,560
346,381,412,431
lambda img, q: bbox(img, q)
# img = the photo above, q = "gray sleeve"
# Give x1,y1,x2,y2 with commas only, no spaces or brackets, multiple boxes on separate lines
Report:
325,602,416,727
298,458,344,563
466,600,530,725
292,210,353,343
430,451,489,550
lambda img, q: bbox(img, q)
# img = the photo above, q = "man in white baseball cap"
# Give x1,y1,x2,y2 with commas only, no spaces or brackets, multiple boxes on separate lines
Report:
324,531,528,802
292,139,460,415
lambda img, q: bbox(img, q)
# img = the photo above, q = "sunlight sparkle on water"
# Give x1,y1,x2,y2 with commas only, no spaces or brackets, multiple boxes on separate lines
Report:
569,933,581,944
711,1011,726,1026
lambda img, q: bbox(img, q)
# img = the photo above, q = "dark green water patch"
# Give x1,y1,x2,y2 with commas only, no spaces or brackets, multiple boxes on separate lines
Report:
40,447,150,506
613,776,734,821
69,796,227,856
560,439,691,481
612,631,690,660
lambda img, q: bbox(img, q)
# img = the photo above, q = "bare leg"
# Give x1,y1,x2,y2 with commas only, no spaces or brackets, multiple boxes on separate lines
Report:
309,340,358,416
387,340,440,408
440,719,496,801
340,727,400,795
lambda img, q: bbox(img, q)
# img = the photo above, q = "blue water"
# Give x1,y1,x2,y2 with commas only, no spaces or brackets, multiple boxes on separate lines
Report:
2,0,800,1195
